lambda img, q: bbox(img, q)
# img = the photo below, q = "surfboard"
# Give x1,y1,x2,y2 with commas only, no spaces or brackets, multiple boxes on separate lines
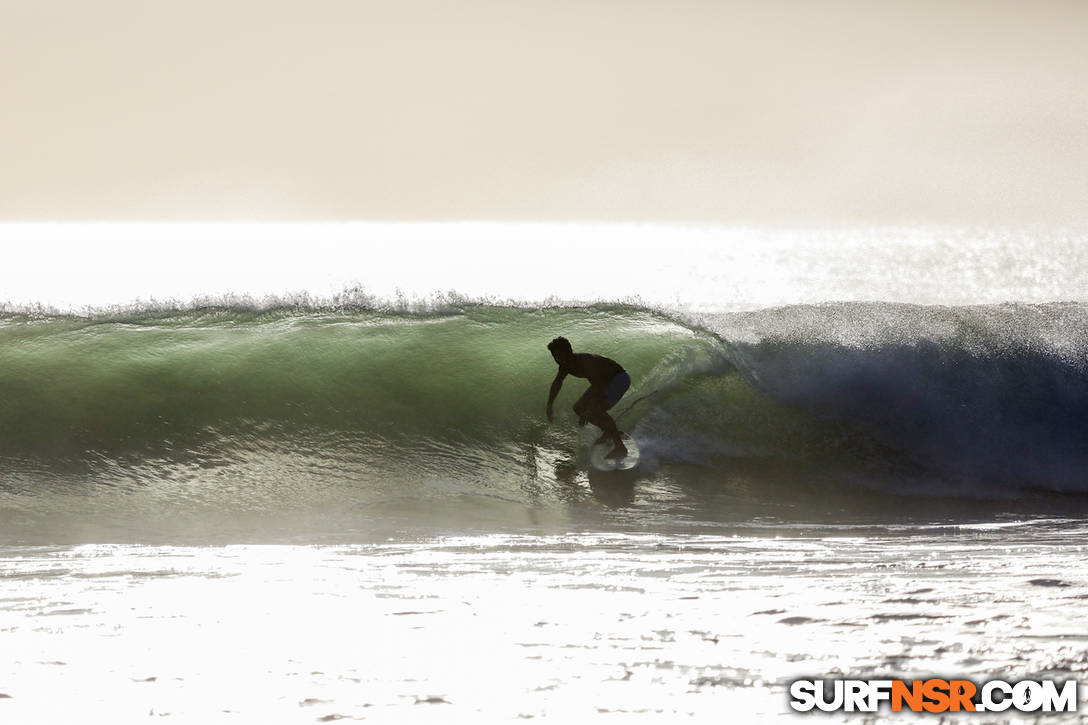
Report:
588,435,640,471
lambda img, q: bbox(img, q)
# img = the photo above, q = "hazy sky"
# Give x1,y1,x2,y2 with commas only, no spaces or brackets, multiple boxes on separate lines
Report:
3,0,1086,223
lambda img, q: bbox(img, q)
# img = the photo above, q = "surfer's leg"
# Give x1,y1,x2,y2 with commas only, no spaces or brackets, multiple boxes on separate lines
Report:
603,418,628,459
585,407,617,437
585,403,627,458
594,372,631,451
573,388,594,427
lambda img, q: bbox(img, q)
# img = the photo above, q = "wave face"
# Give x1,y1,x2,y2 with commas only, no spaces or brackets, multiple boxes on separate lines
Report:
0,302,1086,532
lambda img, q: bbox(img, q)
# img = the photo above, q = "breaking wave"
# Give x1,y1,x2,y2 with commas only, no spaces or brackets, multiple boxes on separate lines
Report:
1,300,1085,507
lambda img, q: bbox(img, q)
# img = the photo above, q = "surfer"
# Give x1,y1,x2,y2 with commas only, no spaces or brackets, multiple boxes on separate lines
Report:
545,336,630,459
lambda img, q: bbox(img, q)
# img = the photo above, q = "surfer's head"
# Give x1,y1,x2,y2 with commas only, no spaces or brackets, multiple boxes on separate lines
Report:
548,336,574,364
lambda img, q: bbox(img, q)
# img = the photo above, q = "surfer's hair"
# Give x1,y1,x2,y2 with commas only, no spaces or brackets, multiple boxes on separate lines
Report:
548,336,573,356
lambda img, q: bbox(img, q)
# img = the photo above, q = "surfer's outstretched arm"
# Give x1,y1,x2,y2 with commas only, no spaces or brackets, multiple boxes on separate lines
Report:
546,371,566,422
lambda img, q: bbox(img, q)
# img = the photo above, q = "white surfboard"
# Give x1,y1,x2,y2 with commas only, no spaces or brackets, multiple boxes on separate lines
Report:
588,435,640,471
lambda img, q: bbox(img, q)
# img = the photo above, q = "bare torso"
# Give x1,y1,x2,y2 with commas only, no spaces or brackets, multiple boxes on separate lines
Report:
558,353,625,388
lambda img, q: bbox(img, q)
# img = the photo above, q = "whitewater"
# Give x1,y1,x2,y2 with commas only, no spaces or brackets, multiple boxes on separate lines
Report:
1,223,1086,723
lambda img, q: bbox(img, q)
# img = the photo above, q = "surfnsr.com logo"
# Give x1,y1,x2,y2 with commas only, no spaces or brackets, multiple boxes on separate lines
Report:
789,678,1078,713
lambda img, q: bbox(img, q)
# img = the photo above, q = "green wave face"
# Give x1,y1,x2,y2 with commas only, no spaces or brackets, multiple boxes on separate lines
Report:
0,306,721,458
0,305,765,541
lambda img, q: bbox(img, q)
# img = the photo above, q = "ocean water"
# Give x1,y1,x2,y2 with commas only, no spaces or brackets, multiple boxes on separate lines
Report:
1,223,1087,722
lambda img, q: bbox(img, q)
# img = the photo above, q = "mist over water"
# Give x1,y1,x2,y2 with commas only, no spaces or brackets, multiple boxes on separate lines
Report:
4,2,1087,224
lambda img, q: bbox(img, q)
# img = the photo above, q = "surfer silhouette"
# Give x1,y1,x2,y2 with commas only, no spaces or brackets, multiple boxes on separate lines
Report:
545,336,630,459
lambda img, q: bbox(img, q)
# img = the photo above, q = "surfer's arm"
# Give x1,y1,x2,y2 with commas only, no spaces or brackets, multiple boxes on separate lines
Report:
546,371,566,422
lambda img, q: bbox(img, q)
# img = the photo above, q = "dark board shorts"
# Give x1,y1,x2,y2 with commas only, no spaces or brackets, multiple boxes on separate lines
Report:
578,370,631,411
